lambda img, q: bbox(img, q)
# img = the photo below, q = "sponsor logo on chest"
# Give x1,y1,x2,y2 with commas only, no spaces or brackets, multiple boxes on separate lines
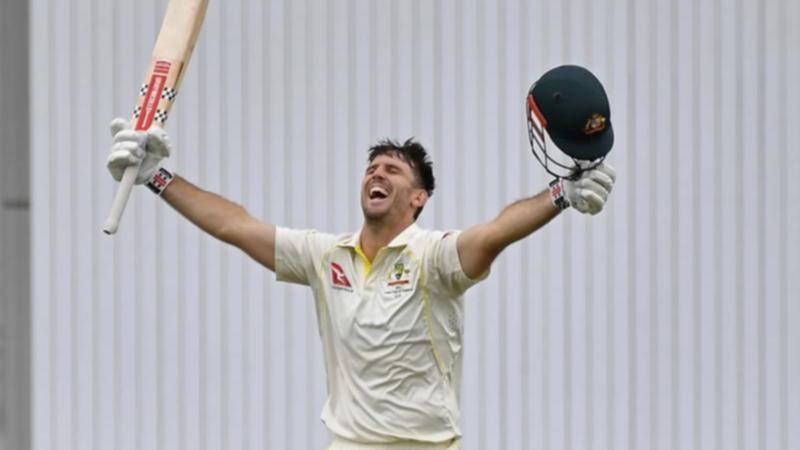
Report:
330,262,354,292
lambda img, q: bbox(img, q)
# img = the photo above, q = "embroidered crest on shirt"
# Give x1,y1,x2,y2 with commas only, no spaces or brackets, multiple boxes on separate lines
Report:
387,262,411,286
382,259,415,298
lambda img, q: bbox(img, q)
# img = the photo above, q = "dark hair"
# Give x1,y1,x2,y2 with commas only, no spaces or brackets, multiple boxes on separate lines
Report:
367,138,435,220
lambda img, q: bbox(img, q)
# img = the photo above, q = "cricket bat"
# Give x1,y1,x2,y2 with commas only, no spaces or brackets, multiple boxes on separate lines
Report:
103,0,209,235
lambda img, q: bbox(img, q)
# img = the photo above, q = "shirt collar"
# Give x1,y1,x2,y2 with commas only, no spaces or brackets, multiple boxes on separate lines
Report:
339,222,420,249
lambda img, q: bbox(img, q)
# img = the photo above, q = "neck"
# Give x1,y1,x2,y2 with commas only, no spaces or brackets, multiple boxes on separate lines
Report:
359,217,414,261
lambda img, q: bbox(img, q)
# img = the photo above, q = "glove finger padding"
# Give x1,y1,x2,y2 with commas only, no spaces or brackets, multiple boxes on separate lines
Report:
577,178,609,202
109,117,130,138
106,118,171,185
112,129,148,148
107,141,146,181
584,169,615,194
145,127,172,158
568,162,616,215
580,190,605,215
596,162,617,180
570,196,589,213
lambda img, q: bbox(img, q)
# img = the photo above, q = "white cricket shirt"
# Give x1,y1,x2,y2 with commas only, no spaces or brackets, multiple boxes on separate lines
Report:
275,223,485,443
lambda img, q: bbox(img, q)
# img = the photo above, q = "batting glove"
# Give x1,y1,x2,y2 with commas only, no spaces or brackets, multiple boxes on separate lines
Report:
549,162,616,215
106,117,172,185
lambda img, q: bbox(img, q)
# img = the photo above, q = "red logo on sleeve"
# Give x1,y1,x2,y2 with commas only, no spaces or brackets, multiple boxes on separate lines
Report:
331,262,352,288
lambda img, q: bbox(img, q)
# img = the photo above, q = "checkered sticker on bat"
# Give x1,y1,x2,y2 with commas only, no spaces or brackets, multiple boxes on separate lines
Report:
161,87,178,101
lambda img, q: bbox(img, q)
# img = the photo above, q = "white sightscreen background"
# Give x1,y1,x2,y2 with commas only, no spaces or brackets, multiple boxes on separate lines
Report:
28,0,800,449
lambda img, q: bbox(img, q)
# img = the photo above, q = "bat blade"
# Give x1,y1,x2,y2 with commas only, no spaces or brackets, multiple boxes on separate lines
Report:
103,0,209,235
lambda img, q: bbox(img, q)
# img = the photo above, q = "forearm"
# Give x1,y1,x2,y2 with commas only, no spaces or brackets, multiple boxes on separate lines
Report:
160,175,248,242
457,189,560,278
485,189,560,251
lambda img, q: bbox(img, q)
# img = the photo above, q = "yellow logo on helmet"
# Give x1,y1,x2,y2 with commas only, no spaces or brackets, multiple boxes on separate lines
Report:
584,113,607,135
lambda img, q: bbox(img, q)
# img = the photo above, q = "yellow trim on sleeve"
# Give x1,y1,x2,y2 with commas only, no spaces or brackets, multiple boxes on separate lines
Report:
354,244,373,279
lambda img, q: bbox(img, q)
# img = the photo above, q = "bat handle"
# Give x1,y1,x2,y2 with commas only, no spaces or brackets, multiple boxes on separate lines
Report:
103,163,141,235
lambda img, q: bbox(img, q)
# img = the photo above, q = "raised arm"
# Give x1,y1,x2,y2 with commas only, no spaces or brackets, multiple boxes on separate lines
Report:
456,190,558,279
161,177,276,271
456,164,616,279
106,118,277,271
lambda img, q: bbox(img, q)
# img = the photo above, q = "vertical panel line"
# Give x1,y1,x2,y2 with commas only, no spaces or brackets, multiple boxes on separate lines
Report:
241,1,251,448
626,0,638,446
648,0,659,448
90,0,104,444
561,0,574,447
756,1,767,449
518,0,530,446
455,0,464,240
541,0,551,445
219,1,230,447
198,5,208,447
691,1,703,449
474,0,487,447
496,0,508,445
712,0,723,447
670,0,680,449
583,0,595,447
411,0,421,135
303,0,316,444
69,0,79,448
326,0,336,230
47,0,58,446
319,0,335,445
734,0,744,448
134,2,147,446
134,4,149,448
368,0,377,140
0,6,5,447
605,2,616,450
262,0,273,443
390,0,398,135
432,0,443,228
347,0,357,226
282,0,293,444
111,0,123,445
778,0,788,448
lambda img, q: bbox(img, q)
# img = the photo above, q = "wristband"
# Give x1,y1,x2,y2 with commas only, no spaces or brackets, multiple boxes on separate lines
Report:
549,178,570,210
145,167,175,196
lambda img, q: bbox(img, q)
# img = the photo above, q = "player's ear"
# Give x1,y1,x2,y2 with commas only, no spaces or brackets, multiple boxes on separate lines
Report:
411,189,428,209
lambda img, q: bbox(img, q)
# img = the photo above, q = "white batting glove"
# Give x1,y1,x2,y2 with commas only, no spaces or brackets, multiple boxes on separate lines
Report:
106,117,172,185
549,162,616,215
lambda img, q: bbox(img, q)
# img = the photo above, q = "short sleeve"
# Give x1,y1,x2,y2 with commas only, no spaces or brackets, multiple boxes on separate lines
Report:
275,227,338,286
428,230,489,296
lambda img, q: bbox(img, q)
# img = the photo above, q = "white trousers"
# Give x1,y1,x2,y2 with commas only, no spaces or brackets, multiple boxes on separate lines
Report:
327,436,461,450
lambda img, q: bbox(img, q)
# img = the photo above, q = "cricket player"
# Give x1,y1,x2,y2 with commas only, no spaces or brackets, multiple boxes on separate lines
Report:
106,65,616,449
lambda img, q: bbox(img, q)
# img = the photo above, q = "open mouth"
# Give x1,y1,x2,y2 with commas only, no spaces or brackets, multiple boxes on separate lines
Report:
368,186,389,200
